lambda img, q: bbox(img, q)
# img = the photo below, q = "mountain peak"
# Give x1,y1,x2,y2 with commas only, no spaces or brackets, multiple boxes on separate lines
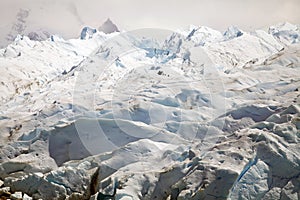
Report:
98,18,120,34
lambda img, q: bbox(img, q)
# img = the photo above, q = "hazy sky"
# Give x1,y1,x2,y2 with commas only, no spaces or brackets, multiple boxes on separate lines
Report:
0,0,299,46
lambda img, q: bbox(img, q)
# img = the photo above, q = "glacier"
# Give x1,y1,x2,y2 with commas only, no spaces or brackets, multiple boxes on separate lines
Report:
0,22,299,200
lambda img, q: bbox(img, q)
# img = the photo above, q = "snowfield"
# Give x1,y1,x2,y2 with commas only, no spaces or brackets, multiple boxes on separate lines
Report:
0,22,300,200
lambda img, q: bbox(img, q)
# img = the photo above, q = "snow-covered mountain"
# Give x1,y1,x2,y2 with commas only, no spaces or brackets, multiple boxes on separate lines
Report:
0,22,299,200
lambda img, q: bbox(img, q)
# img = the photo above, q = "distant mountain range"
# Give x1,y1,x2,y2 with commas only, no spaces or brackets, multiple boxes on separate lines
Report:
1,8,120,48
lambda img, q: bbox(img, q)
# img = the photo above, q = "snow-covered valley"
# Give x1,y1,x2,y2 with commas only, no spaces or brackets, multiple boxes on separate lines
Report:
0,22,300,200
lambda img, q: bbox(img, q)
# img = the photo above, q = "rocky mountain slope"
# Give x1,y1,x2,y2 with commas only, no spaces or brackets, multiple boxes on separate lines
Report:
0,22,299,200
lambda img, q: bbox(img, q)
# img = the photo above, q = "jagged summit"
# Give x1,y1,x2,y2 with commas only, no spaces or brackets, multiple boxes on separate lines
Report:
223,26,243,40
80,27,97,40
27,29,51,41
98,18,120,34
268,22,299,45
